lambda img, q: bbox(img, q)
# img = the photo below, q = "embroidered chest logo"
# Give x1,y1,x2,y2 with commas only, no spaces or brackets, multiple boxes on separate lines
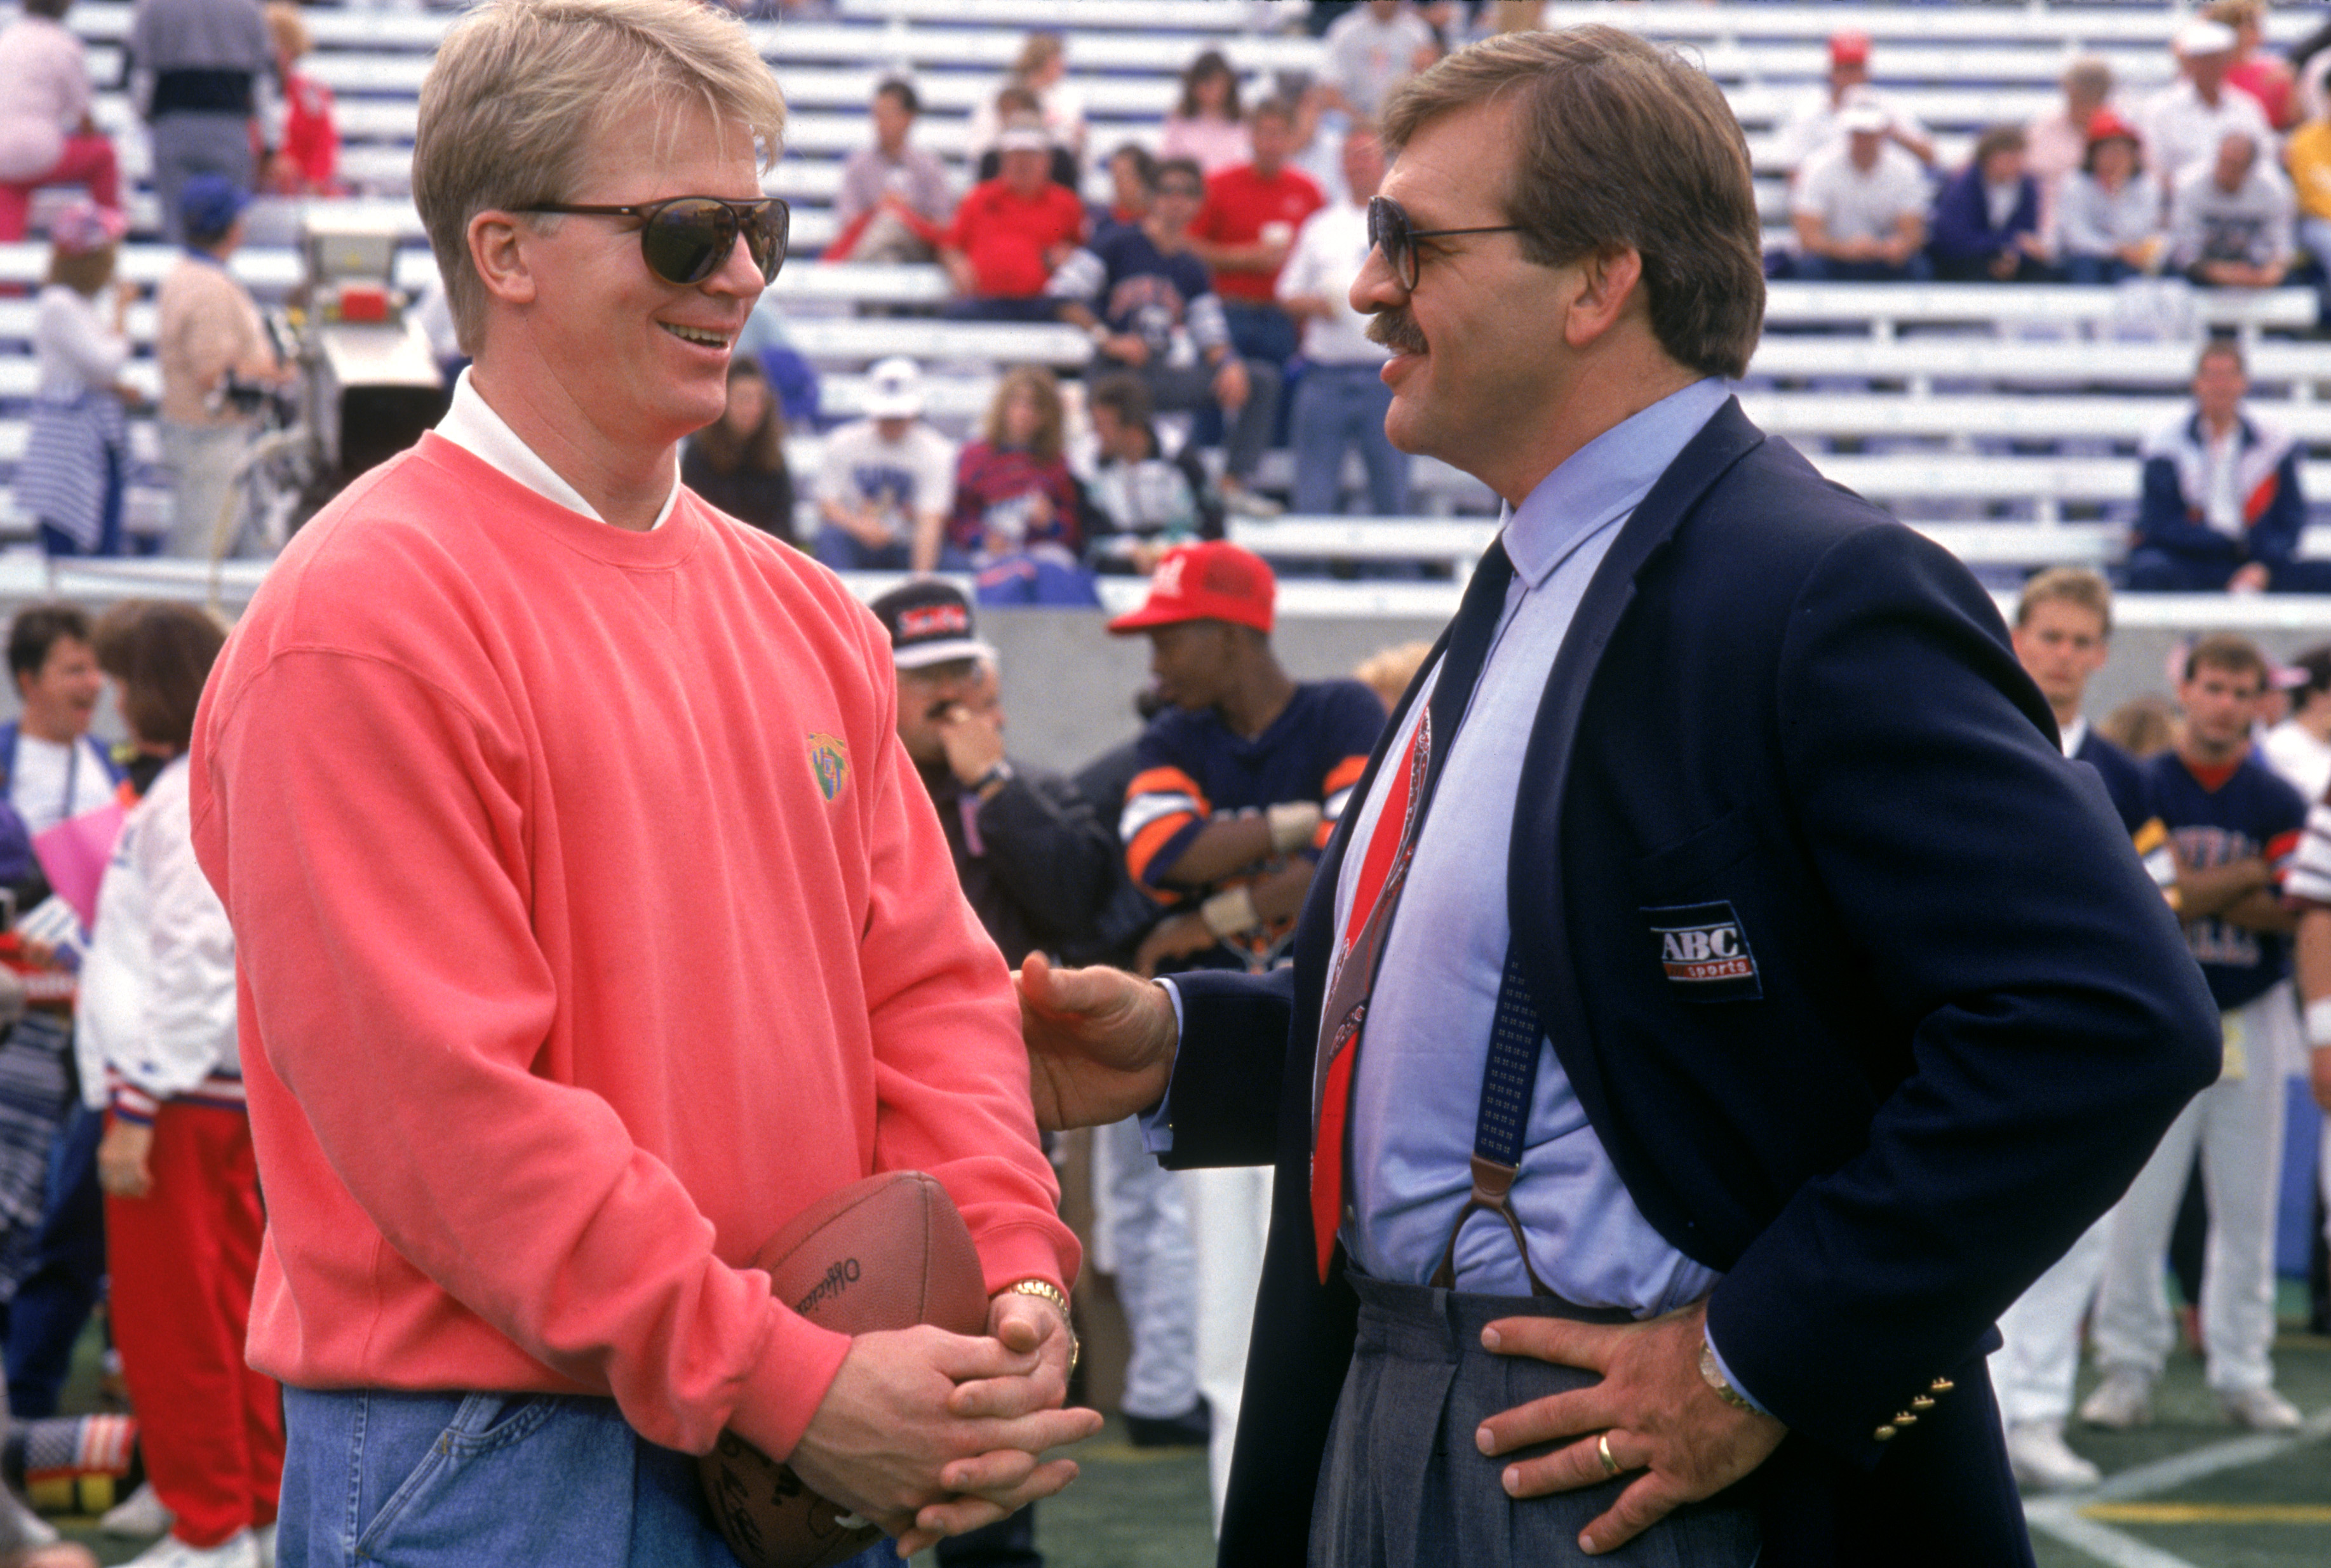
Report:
807,733,849,801
1644,901,1762,1003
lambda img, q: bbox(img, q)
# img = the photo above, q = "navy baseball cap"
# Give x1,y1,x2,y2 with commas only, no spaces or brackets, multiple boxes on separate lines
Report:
180,174,250,243
869,580,998,670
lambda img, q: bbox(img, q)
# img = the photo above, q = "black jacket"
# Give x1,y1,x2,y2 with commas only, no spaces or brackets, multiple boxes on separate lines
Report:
921,761,1117,967
1162,399,2220,1567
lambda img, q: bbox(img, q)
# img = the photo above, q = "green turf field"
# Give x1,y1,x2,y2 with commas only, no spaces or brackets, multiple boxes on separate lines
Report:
47,1315,2331,1567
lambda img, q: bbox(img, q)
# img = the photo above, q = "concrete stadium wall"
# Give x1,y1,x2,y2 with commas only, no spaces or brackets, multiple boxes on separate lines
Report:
0,587,2318,773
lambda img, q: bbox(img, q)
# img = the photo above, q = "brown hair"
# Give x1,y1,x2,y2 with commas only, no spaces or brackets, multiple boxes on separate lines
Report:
2184,631,2268,688
1176,50,1241,122
1014,30,1063,81
2063,57,2114,102
90,601,227,753
1381,25,1764,379
1973,123,2027,168
2197,337,2245,375
2016,566,2113,634
690,357,786,474
7,604,89,686
1089,370,1155,429
2206,0,2264,37
2099,694,2179,758
982,365,1065,465
47,244,116,297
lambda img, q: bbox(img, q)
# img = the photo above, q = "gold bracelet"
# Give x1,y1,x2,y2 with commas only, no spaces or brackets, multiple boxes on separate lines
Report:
1003,1278,1079,1376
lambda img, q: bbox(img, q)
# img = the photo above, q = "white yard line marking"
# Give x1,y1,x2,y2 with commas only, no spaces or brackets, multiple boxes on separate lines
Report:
2020,1406,2331,1567
2085,1407,2331,1503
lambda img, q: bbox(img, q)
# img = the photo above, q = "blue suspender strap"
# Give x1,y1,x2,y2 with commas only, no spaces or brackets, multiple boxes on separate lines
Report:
1429,946,1555,1295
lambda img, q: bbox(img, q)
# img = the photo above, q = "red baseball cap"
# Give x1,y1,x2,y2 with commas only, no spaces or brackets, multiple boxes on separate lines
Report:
1829,29,1872,66
2085,107,2139,147
1106,541,1275,635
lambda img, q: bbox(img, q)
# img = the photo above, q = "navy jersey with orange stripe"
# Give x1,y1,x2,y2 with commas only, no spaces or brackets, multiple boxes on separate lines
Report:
2142,748,2306,1011
1120,680,1385,896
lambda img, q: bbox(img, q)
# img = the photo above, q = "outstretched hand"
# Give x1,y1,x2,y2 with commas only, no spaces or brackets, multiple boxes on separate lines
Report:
1474,1301,1785,1557
1016,954,1179,1131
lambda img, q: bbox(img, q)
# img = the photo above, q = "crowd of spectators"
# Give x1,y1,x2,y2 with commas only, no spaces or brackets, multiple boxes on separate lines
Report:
0,0,330,565
1776,9,2331,295
806,4,1486,528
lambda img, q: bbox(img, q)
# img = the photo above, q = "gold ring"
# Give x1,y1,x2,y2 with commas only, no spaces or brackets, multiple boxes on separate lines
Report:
1596,1431,1621,1478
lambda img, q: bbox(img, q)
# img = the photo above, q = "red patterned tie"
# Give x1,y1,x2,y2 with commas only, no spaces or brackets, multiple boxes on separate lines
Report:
1309,540,1515,1280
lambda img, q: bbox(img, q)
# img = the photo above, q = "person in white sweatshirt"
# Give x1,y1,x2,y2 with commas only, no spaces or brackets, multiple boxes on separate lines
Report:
83,601,278,1568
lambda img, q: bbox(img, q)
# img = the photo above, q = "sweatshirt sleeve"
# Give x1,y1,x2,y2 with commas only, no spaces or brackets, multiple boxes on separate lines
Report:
114,772,236,1113
196,647,849,1459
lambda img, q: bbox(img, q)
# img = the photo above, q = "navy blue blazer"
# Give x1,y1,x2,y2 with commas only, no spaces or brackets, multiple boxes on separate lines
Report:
1163,399,2220,1567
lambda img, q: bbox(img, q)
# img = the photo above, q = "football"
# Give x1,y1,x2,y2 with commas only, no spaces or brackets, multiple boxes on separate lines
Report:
698,1170,990,1568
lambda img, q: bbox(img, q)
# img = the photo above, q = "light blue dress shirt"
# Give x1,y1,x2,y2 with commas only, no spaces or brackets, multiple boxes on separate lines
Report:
1337,377,1731,1313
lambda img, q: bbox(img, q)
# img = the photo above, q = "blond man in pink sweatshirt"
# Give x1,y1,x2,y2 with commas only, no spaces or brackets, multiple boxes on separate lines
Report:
187,4,1095,1566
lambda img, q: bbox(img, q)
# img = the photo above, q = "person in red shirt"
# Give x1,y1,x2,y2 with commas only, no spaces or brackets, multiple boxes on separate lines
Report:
1190,98,1325,368
941,124,1087,323
262,2,337,196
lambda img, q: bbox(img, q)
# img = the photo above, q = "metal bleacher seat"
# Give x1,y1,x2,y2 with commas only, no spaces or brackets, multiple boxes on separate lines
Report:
5,0,2326,602
1540,2,2324,53
1760,283,2319,342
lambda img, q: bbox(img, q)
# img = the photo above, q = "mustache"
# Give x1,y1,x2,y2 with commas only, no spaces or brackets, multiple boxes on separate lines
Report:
1366,309,1427,356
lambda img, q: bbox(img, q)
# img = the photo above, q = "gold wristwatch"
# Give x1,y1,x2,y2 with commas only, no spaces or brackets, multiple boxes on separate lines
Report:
1002,1278,1079,1376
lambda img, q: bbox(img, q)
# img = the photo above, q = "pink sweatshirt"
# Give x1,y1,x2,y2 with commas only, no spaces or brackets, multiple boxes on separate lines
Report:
190,433,1074,1461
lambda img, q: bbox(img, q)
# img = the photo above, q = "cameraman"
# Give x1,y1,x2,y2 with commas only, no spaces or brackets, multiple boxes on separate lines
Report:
156,174,285,560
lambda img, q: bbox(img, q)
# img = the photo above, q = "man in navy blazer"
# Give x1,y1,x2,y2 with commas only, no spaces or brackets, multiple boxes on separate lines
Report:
1018,26,2218,1567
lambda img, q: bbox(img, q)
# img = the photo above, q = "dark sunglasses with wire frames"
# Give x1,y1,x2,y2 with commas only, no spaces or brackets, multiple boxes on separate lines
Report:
518,194,791,287
1366,194,1521,291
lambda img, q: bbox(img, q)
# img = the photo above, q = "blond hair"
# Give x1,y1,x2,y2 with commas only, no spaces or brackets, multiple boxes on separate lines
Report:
982,365,1065,465
412,0,786,353
1354,640,1434,712
265,1,309,60
2015,566,2113,634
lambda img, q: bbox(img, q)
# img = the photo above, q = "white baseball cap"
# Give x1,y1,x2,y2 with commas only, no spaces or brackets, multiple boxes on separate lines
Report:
2173,18,2238,57
864,357,925,419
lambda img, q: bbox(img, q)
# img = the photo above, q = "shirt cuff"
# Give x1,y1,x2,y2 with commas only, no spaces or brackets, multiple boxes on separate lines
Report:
1136,977,1185,1155
1703,1329,1775,1419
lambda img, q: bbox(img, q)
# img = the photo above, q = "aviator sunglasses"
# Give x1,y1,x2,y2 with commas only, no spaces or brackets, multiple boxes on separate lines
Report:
1366,194,1520,291
520,194,792,286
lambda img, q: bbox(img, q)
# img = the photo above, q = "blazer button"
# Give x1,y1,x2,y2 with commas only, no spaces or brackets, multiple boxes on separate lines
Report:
1911,1395,1935,1410
1930,1377,1955,1393
1874,1424,1897,1442
1894,1411,1918,1426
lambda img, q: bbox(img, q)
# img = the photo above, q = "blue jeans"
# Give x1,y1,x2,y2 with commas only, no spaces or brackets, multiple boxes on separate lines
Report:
2064,253,2138,285
1143,359,1282,485
1289,362,1409,516
2125,547,2331,593
1791,251,1933,282
814,528,973,573
276,1387,880,1568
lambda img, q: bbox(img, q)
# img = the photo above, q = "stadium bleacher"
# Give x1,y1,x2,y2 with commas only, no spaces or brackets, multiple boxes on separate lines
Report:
1,1,2328,598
